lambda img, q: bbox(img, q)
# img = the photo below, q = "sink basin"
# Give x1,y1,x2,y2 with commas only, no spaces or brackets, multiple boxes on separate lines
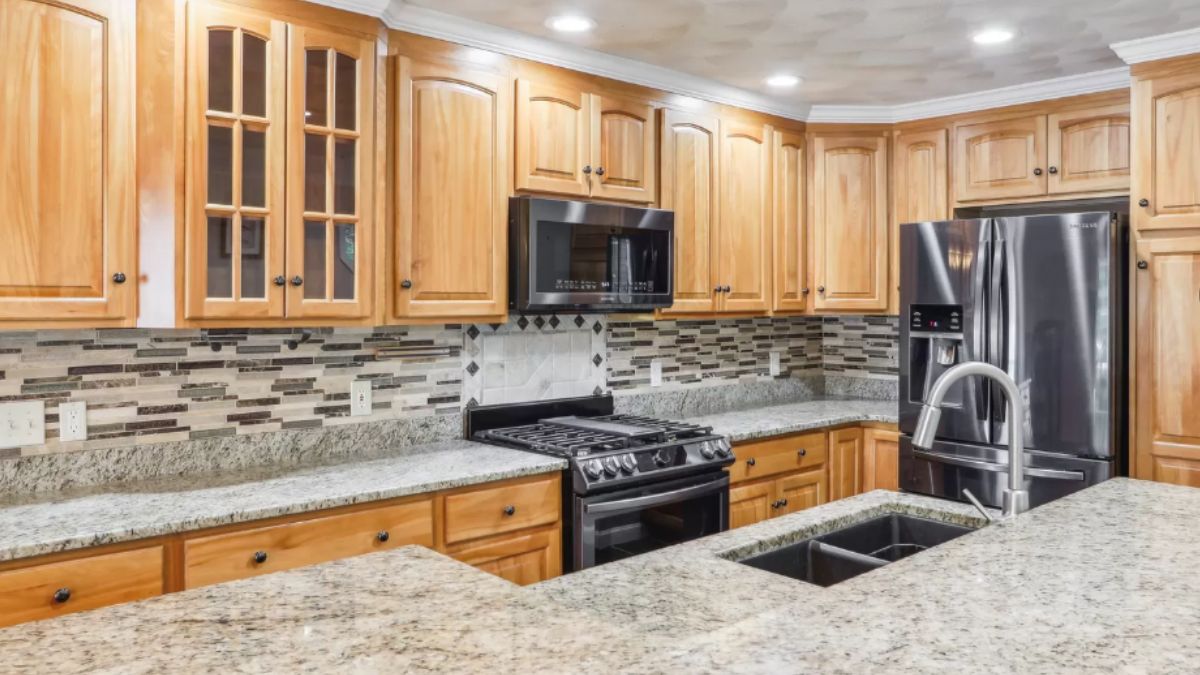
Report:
738,513,976,587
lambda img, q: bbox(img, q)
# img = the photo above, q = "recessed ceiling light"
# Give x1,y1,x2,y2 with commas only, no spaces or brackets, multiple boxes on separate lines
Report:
547,15,595,33
765,74,801,89
972,28,1014,45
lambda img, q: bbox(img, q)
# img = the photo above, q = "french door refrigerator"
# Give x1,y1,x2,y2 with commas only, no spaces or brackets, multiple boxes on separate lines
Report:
898,212,1127,510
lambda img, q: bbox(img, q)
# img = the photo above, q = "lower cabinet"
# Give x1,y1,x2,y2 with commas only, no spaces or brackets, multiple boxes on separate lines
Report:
828,427,866,500
444,525,561,586
862,428,901,492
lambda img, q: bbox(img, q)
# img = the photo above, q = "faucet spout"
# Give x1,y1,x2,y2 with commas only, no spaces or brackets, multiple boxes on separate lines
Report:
912,361,1029,518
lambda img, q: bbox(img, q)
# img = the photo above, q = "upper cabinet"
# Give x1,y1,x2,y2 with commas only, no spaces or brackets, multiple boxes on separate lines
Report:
773,128,809,313
953,114,1047,202
515,79,656,203
892,127,948,313
810,132,889,312
184,1,375,322
0,0,136,326
1132,61,1200,231
659,109,720,314
717,119,772,313
1047,105,1130,195
392,58,510,321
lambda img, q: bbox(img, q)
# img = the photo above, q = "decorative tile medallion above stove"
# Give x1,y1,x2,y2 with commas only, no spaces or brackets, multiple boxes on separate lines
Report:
462,315,607,407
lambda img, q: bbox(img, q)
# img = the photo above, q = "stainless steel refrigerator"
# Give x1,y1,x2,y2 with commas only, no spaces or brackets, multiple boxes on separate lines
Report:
898,211,1127,509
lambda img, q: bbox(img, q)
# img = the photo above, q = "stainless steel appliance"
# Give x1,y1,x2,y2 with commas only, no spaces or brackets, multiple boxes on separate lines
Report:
509,196,673,312
467,395,732,572
899,211,1128,510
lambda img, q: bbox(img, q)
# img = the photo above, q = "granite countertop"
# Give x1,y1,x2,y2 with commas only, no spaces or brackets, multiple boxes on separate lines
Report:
684,398,898,442
0,440,566,562
2,478,1196,673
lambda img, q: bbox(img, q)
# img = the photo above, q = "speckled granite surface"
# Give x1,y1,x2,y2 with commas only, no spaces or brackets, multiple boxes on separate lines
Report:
2,479,1196,673
685,398,898,442
0,440,566,562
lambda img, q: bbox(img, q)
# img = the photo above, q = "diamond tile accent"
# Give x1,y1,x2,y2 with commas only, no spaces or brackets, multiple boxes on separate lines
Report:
466,325,480,340
549,316,560,328
593,353,603,367
534,316,546,329
466,361,479,375
593,321,603,334
574,315,586,328
516,316,529,330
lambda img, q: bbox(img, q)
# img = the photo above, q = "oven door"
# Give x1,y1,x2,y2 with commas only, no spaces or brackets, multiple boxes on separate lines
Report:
573,471,728,571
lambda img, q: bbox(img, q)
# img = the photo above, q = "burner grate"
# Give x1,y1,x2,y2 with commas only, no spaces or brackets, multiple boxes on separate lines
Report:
477,414,713,457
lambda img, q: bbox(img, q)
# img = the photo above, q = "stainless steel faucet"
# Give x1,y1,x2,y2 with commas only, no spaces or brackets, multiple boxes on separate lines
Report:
912,361,1030,518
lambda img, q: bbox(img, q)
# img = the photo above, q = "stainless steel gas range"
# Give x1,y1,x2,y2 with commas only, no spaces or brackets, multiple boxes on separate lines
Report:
467,395,733,572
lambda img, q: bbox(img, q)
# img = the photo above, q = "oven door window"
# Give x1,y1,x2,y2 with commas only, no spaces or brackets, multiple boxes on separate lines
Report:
583,474,727,567
532,220,669,296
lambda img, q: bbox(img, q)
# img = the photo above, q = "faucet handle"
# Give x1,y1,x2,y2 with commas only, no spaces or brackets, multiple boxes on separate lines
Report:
962,489,997,524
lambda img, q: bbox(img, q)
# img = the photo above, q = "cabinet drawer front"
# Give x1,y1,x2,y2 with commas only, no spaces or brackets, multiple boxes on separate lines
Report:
444,476,560,545
183,499,434,589
0,546,163,628
729,432,828,483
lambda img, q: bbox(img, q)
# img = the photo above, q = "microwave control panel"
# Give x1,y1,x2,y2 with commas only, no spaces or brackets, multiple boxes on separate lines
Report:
909,304,962,333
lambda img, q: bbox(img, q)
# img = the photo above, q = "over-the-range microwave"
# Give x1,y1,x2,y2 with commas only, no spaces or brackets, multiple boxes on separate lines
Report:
508,196,674,313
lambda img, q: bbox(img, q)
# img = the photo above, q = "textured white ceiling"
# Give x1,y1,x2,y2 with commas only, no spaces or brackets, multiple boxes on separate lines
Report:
397,0,1200,105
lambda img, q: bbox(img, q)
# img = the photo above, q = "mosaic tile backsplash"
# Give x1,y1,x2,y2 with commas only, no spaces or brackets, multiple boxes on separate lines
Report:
0,315,898,461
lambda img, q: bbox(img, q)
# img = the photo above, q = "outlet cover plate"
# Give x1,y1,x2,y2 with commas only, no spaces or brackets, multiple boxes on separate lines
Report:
0,401,45,449
769,352,782,376
59,401,88,442
351,380,373,417
650,360,663,387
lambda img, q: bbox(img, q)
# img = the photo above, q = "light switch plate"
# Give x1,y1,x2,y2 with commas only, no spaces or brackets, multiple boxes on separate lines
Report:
0,401,45,449
769,352,782,376
650,360,663,387
350,380,373,417
59,401,88,442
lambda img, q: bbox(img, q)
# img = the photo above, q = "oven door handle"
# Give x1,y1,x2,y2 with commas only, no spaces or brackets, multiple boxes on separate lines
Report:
912,449,1084,481
583,476,729,515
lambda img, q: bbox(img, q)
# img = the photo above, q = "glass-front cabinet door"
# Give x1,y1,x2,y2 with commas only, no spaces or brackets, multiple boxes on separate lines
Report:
185,2,286,319
285,26,374,319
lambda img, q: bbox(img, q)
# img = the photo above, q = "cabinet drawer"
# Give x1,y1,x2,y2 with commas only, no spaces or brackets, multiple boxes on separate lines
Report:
729,432,827,483
0,546,163,628
183,499,434,589
443,476,560,545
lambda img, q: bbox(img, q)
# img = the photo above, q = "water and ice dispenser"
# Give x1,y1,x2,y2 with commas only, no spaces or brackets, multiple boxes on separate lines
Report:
907,304,965,407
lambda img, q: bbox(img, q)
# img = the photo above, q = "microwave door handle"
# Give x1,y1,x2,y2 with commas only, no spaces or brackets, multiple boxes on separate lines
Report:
583,476,729,515
912,449,1084,481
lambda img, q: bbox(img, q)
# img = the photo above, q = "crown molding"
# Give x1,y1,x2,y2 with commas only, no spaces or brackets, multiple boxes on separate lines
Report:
808,67,1130,124
1111,26,1200,64
307,0,391,17
379,2,811,121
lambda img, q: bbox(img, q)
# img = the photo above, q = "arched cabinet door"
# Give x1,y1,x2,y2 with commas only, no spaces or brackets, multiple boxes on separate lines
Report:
284,25,375,320
772,128,808,313
1047,104,1130,195
515,79,591,197
1132,60,1200,232
717,119,772,314
184,2,287,320
0,0,135,325
658,109,720,315
590,94,656,203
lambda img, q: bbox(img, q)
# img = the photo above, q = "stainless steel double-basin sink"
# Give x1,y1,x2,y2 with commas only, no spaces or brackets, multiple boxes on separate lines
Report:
739,513,976,587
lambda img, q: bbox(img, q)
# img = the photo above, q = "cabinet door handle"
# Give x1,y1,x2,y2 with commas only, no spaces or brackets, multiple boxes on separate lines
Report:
1137,260,1148,270
1047,166,1058,174
801,287,810,295
583,165,592,175
400,279,413,289
746,458,756,467
1139,198,1150,207
780,498,788,507
503,505,516,516
770,500,780,509
376,531,390,543
253,551,268,564
112,272,127,284
273,276,286,286
52,587,71,604
797,448,807,457
724,285,732,293
1033,168,1043,176
817,286,825,294
595,166,605,176
290,276,303,287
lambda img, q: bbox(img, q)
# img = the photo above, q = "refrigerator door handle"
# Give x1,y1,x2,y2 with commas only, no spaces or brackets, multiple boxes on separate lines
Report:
972,227,992,422
989,237,1009,424
912,450,1085,481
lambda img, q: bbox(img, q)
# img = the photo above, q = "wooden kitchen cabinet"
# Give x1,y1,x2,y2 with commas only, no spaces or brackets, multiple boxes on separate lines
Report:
392,58,510,320
892,127,949,313
810,132,889,312
773,128,810,313
728,432,830,528
729,479,776,529
442,475,560,545
1131,57,1200,231
1133,236,1200,488
444,525,561,586
776,469,828,516
727,431,827,484
0,0,136,326
184,0,375,322
659,108,721,314
1047,104,1130,195
862,428,900,492
0,546,163,628
828,427,865,500
717,119,773,313
515,79,655,203
953,114,1046,202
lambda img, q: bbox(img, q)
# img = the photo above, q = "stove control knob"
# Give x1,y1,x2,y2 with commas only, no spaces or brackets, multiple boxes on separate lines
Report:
619,453,637,473
698,441,716,460
602,456,620,476
713,439,732,458
584,459,604,479
653,447,676,467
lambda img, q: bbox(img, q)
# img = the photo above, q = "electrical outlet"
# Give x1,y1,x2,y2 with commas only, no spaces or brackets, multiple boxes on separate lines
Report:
650,360,663,387
351,380,373,417
0,401,45,449
59,401,88,442
769,352,782,377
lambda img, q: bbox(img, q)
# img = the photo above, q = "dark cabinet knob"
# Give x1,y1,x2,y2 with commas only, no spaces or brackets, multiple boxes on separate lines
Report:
1048,166,1058,174
1033,168,1043,176
273,276,286,286
503,505,516,516
770,500,780,509
746,458,756,467
724,285,732,293
290,276,303,287
798,448,807,457
376,531,390,543
595,166,605,176
780,498,788,507
52,588,71,604
801,287,810,295
253,551,268,564
1137,260,1148,270
112,272,127,284
400,279,413,289
817,286,825,294
583,165,592,174
1139,198,1150,207
714,285,723,293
